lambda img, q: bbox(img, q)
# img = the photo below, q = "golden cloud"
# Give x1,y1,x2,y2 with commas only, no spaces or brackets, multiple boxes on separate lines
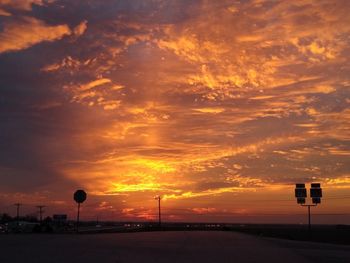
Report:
0,16,71,54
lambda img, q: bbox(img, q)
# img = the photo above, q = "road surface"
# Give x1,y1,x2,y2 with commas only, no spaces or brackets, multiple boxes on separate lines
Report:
0,231,349,263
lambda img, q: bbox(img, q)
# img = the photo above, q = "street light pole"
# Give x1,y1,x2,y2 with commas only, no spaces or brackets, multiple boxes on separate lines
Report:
155,196,161,227
158,197,161,227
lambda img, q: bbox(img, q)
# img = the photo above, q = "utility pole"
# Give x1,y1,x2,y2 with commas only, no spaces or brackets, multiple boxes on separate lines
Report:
155,196,161,227
14,203,21,226
14,203,21,219
36,205,46,224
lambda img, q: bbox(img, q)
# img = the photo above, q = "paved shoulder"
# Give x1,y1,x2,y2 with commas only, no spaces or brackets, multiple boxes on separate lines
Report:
264,236,350,263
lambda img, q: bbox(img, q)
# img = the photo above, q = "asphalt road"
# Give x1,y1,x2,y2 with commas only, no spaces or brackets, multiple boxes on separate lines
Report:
0,231,349,263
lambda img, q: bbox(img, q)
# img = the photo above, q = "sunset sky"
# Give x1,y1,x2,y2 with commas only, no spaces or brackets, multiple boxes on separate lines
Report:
0,0,349,224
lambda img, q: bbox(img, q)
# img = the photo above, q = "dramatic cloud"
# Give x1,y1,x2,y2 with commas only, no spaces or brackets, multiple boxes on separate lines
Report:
0,17,70,53
0,16,88,54
0,0,349,223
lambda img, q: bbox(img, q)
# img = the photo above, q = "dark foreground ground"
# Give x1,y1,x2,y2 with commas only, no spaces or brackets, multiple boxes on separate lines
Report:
0,231,349,263
230,224,350,245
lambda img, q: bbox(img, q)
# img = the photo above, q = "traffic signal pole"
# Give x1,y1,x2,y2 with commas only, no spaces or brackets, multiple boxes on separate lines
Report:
295,183,322,235
308,205,311,231
301,204,317,231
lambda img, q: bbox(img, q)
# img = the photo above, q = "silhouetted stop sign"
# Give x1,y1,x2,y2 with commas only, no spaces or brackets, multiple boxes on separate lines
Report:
74,190,87,203
74,190,87,233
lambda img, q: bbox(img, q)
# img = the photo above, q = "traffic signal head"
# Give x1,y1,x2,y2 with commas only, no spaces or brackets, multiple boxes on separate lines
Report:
297,198,306,204
295,183,307,198
310,183,322,198
312,197,321,204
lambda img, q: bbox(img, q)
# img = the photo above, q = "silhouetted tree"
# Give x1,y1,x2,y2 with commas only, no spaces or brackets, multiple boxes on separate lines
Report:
0,213,13,223
43,216,52,223
23,215,38,223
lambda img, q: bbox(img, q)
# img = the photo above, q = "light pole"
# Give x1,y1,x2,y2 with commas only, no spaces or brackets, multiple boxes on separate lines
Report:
295,183,322,231
154,195,161,227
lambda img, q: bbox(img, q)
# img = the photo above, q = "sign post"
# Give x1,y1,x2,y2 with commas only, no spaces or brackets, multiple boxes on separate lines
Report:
74,190,87,233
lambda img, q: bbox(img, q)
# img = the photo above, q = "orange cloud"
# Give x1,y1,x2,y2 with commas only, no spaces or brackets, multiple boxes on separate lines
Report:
0,17,71,54
73,20,88,37
191,207,217,214
0,8,10,16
